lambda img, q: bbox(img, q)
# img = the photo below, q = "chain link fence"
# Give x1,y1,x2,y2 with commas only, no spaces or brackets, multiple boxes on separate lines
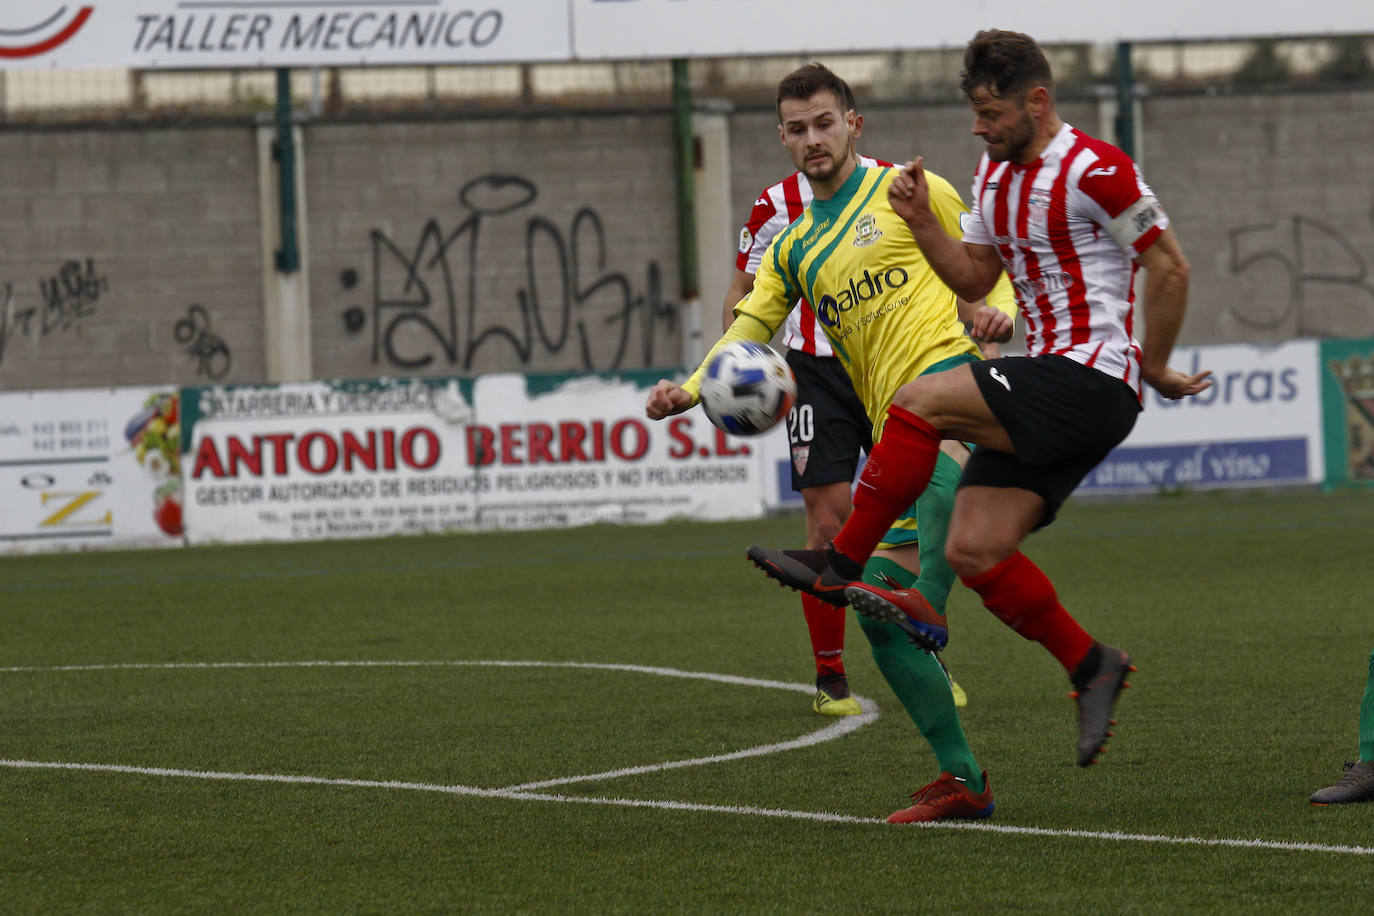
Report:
2,35,1370,122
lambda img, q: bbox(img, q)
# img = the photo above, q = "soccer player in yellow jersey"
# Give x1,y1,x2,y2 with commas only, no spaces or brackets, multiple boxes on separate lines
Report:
646,63,1016,823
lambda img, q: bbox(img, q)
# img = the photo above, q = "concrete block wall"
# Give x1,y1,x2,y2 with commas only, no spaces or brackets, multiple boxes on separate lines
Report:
1,87,1371,393
0,126,263,390
1140,91,1374,343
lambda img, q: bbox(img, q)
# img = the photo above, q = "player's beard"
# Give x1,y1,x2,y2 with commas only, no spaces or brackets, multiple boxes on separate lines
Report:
800,136,853,183
801,150,842,183
986,109,1036,163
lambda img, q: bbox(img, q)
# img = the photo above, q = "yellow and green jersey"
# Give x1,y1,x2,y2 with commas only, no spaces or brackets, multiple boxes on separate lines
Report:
685,165,1015,438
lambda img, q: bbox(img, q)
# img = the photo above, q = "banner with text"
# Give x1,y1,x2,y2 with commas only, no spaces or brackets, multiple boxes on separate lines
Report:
179,373,777,544
6,2,1373,69
1078,340,1324,493
2,2,573,70
1,387,185,553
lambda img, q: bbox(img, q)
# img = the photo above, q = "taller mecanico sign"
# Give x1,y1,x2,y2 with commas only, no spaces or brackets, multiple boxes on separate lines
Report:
0,2,572,68
4,1,1372,69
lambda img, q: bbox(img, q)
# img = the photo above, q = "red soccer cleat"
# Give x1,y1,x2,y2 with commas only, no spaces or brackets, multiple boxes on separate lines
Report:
887,771,994,824
845,581,949,652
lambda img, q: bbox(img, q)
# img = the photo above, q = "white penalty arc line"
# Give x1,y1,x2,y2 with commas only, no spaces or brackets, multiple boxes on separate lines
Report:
0,659,880,789
2,758,1370,857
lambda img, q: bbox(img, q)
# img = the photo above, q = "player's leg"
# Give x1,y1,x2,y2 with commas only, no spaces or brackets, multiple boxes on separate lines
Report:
832,364,1008,568
855,549,991,823
847,448,967,652
860,448,970,701
801,481,860,714
854,356,1145,765
748,356,1002,604
1311,648,1374,805
1361,648,1374,764
785,350,872,715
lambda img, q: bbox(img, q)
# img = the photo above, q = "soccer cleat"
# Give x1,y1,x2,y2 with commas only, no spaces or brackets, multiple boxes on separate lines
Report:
746,542,859,607
843,581,949,652
813,673,863,716
1309,760,1374,806
936,654,968,708
1070,643,1135,767
887,771,995,824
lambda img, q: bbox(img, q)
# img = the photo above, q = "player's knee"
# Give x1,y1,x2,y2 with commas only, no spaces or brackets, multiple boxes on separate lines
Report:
944,534,1012,580
889,378,931,416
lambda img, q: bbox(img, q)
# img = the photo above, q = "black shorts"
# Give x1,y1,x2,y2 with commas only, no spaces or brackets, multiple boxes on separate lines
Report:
961,354,1141,527
785,350,872,491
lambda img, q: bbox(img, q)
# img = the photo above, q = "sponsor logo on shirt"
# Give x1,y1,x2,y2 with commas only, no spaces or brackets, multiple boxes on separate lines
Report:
738,227,753,254
814,266,910,328
852,213,883,247
1013,272,1075,300
1086,165,1118,178
801,218,832,247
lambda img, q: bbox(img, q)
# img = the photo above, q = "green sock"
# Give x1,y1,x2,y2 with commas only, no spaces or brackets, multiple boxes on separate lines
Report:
858,557,983,792
1359,648,1374,762
910,451,961,617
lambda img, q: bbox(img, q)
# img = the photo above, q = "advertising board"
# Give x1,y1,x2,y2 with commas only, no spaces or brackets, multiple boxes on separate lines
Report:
1079,341,1324,493
179,373,776,543
0,387,185,553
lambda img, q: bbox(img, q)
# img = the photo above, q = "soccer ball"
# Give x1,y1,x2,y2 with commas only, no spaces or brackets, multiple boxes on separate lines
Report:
698,342,797,436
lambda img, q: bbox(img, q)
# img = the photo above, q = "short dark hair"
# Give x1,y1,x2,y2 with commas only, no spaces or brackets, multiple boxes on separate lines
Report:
776,63,856,119
960,30,1054,100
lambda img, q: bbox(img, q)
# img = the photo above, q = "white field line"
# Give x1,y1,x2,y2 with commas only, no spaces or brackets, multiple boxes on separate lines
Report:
4,659,1371,857
0,660,880,789
2,758,1371,857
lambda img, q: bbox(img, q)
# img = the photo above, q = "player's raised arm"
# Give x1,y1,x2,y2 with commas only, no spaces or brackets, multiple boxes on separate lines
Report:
890,158,1003,302
1134,227,1212,400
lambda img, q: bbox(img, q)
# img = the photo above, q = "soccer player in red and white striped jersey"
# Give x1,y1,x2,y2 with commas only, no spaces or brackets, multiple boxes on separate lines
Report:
747,30,1212,770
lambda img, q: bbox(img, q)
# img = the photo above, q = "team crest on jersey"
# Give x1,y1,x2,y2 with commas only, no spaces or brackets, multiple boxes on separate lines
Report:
738,227,753,254
852,213,883,247
1028,189,1052,222
791,445,811,475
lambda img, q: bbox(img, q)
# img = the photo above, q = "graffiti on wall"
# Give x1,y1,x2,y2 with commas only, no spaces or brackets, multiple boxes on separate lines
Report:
339,174,677,372
0,258,109,366
1226,208,1374,337
174,304,232,380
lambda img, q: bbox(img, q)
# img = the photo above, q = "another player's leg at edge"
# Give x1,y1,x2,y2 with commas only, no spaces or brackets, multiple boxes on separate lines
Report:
749,363,1138,769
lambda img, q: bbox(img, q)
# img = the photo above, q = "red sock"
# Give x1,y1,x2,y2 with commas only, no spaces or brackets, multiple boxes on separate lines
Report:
832,404,940,563
962,552,1094,673
802,593,845,677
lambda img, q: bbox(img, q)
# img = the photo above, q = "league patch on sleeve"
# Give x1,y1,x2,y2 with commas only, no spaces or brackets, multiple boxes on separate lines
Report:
738,227,753,254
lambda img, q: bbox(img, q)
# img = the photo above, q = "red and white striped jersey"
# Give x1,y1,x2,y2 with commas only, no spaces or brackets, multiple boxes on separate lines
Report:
736,156,891,356
962,123,1168,399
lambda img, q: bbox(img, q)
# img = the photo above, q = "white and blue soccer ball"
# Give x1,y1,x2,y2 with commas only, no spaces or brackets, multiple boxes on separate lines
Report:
698,341,797,437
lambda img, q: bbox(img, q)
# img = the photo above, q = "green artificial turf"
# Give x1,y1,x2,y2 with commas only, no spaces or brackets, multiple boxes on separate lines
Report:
2,488,1372,912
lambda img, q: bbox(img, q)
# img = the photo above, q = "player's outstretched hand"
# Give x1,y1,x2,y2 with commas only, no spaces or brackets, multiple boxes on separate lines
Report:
887,157,932,224
969,305,1014,344
1145,366,1214,400
645,380,693,420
